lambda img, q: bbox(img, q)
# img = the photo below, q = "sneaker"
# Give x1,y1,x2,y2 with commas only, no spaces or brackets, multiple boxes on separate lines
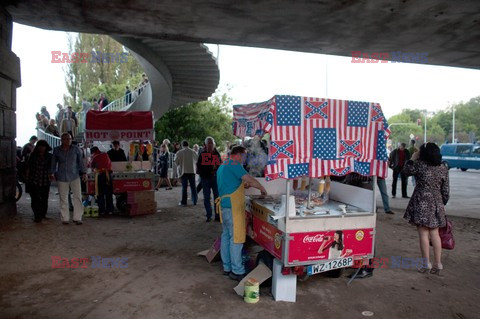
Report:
391,195,396,199
166,187,172,190
223,271,231,276
206,217,212,222
402,196,410,199
74,220,83,225
178,202,187,207
62,221,69,225
385,210,395,215
228,272,246,281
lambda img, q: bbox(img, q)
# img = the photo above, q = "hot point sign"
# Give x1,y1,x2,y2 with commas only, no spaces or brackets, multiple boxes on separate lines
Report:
85,130,153,141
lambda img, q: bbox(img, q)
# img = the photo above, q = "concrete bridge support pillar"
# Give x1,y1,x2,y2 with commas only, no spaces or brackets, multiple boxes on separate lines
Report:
0,6,21,218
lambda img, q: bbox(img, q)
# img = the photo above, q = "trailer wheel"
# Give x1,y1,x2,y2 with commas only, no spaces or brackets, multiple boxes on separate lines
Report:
256,250,274,287
116,194,128,214
325,268,344,278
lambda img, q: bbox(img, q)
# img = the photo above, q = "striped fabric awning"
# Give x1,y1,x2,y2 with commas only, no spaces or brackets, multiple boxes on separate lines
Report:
232,95,390,180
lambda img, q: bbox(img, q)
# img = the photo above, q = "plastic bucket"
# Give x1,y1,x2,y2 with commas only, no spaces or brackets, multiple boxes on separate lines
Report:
244,278,259,303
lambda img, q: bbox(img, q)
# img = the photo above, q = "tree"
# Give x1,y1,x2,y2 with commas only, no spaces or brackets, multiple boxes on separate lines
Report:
64,33,144,111
387,96,480,145
387,110,423,146
155,93,236,150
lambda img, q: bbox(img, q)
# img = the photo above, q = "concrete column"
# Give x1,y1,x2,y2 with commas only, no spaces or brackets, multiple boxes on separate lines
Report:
0,6,21,218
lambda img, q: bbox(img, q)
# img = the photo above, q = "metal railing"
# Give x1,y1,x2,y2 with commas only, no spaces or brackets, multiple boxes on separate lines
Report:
36,128,61,148
76,82,151,135
102,82,150,112
151,147,177,177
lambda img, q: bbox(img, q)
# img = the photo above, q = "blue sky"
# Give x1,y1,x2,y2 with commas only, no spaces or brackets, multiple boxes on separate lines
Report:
12,23,480,144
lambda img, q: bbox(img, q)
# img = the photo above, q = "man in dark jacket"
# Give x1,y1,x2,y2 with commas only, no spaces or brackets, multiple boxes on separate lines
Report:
196,137,222,222
107,141,127,162
98,93,109,110
388,143,411,198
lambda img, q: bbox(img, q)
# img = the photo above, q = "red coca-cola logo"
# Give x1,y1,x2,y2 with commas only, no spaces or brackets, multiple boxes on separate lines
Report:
302,234,325,243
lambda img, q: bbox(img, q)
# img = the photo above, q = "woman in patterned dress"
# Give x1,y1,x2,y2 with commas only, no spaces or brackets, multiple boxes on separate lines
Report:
403,143,449,275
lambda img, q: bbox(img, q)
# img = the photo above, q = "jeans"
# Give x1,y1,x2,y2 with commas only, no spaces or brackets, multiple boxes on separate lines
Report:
201,176,219,218
376,178,390,212
58,178,83,222
96,172,114,214
181,173,197,205
220,207,245,275
392,167,408,197
29,183,50,221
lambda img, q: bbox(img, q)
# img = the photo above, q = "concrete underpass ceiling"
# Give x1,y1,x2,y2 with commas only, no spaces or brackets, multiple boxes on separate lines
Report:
5,0,480,69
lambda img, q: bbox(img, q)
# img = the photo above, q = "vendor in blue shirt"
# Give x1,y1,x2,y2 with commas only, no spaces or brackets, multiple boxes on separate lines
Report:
216,146,267,281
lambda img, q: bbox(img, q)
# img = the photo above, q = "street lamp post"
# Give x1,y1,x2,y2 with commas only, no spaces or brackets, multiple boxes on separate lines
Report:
423,110,435,143
424,111,427,143
452,104,455,143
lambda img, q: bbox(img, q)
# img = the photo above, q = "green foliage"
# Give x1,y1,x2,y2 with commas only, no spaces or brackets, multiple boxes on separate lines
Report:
63,33,144,111
387,109,424,146
155,93,236,150
387,96,480,145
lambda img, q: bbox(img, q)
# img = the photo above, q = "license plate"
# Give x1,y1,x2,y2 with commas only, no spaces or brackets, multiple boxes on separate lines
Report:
307,257,354,275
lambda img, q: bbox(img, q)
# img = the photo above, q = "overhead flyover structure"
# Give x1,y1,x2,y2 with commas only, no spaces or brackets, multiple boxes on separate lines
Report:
6,0,480,69
111,36,220,118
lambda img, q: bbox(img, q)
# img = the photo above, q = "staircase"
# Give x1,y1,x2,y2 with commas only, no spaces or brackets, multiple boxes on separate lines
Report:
102,82,150,112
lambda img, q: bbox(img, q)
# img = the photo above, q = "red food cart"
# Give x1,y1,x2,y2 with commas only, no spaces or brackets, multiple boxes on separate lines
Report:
232,95,390,301
84,110,156,216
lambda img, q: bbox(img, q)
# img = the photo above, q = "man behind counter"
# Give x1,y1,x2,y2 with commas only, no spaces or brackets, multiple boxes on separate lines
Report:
107,141,127,162
216,146,267,281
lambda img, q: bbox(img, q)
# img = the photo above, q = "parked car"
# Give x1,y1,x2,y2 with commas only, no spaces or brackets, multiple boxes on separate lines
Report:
440,143,480,171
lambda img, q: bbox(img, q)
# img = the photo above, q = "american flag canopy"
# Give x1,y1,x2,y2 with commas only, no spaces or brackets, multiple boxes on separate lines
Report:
232,95,390,180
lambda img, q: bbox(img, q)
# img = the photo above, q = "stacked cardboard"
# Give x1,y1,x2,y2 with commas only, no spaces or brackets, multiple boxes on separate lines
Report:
126,190,157,216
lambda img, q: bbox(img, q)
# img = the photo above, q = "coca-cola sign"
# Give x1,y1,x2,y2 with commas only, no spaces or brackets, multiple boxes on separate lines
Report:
303,234,325,243
289,229,374,264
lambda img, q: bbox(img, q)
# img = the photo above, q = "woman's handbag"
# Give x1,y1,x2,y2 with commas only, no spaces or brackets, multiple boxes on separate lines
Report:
439,217,455,250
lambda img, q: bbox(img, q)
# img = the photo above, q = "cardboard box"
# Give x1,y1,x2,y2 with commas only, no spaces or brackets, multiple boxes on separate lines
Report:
233,263,272,296
197,237,221,263
128,201,157,216
206,237,221,263
127,190,155,204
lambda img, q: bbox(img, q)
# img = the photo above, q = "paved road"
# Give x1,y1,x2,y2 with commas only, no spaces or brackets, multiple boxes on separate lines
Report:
379,168,480,219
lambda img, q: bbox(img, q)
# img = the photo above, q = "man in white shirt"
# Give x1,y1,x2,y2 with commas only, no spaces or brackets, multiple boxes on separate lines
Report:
175,140,198,206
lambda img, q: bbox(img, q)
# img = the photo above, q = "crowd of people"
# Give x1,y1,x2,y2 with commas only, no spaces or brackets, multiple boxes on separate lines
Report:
35,74,151,138
35,92,111,139
18,125,450,279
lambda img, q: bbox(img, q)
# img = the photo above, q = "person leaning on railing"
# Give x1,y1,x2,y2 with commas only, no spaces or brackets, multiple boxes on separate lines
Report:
45,119,60,137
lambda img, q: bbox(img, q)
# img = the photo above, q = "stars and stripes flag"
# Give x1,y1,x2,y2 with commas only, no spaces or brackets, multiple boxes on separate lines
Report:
232,97,275,137
232,95,390,180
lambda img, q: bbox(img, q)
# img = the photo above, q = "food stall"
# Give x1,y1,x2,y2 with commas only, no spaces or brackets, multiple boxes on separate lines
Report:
84,110,156,216
232,95,390,301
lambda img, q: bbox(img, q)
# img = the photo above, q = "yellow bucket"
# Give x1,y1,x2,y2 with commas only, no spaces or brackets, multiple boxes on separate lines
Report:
90,206,99,218
83,207,91,217
244,278,259,304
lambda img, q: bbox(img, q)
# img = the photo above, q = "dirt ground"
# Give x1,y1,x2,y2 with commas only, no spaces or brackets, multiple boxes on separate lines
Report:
0,180,479,319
